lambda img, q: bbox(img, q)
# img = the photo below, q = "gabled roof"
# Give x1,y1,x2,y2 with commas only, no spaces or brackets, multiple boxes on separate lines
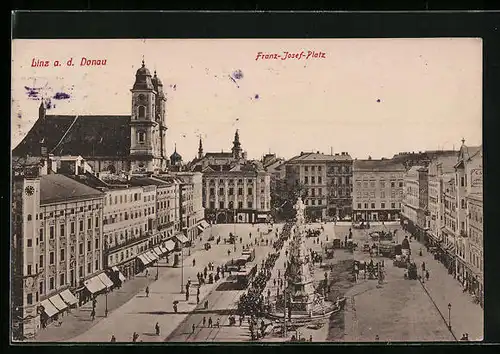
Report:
40,174,104,205
353,159,406,172
13,115,131,157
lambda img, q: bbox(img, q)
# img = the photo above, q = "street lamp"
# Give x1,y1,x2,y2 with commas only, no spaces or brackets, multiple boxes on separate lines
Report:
447,303,452,330
105,289,108,317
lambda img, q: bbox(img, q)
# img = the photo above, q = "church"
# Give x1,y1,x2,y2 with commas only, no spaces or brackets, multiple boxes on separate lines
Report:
13,60,170,174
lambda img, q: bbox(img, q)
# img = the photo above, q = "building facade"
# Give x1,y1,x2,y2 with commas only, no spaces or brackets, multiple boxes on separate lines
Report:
11,171,105,340
284,152,353,221
12,61,169,174
353,159,405,222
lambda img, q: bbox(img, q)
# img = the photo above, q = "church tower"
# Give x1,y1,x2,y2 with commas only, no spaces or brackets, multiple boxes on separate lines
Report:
151,70,168,170
198,137,204,159
129,60,163,173
232,129,242,159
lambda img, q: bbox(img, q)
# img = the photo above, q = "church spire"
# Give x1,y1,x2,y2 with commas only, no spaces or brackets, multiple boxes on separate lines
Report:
232,129,242,159
198,137,203,159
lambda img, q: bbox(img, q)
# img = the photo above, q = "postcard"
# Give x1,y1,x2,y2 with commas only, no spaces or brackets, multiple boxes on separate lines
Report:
11,38,483,343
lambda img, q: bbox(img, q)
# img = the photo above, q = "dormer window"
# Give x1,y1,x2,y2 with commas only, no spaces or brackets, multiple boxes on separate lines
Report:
138,105,146,119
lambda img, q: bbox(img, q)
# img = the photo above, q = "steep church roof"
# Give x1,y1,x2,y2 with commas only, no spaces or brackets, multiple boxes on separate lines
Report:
13,115,131,157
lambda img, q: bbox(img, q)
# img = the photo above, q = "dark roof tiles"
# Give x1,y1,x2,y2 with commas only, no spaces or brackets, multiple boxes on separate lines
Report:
40,174,104,205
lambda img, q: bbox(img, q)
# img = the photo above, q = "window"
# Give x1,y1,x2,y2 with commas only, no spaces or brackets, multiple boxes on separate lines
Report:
304,177,308,184
238,201,243,209
318,166,322,172
381,191,385,198
381,202,385,209
371,203,375,209
27,264,32,275
95,260,99,271
49,277,55,290
219,202,224,209
364,203,368,209
311,189,315,197
49,252,55,265
27,239,32,247
229,188,234,196
311,177,315,184
357,203,362,209
318,189,322,196
60,273,65,286
210,188,215,196
60,249,65,261
79,266,83,279
380,181,385,188
95,216,99,226
138,105,146,118
39,255,44,268
79,220,84,232
238,188,243,196
219,188,224,195
27,214,32,221
210,201,215,209
87,263,91,274
399,182,403,188
391,202,396,209
70,222,75,234
318,199,322,205
27,293,33,305
304,166,308,172
60,224,65,237
248,188,253,195
248,201,253,208
95,238,99,249
461,199,466,209
311,166,316,172
39,281,44,295
88,218,92,229
312,199,316,205
39,228,44,242
50,226,55,239
138,131,146,143
79,243,83,255
460,176,465,187
391,182,395,188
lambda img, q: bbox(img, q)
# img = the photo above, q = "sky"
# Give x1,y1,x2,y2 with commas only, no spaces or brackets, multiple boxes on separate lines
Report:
11,38,482,160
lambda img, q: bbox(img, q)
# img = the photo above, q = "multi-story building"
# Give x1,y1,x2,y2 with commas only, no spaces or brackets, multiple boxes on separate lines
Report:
11,169,105,340
427,156,457,245
353,159,405,222
455,142,482,291
12,61,170,173
202,165,271,224
466,192,483,303
284,152,353,221
400,165,424,237
416,167,429,241
442,176,457,272
165,172,205,242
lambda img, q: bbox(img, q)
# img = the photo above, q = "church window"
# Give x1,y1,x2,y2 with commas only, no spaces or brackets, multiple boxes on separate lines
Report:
138,105,146,118
138,131,146,143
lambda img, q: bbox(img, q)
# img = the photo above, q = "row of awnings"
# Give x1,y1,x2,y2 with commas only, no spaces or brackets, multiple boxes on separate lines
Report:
41,289,78,318
84,272,114,294
137,239,179,266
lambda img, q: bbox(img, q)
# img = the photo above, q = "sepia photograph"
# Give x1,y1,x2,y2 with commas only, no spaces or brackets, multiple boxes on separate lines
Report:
10,38,483,343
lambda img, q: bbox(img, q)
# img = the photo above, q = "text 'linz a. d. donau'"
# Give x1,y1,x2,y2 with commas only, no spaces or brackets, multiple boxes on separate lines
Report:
31,57,107,67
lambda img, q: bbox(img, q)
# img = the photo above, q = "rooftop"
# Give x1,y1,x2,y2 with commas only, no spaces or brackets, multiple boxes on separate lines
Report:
40,174,104,205
287,152,352,163
13,115,131,157
353,159,406,172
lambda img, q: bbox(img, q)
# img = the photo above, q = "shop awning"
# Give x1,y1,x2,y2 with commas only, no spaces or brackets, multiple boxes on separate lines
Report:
197,225,204,232
41,299,59,318
110,266,127,281
84,276,107,294
49,294,68,311
159,245,168,254
257,214,268,219
146,250,159,262
60,289,78,306
175,233,189,244
165,240,176,252
201,220,210,229
153,246,163,257
97,273,114,289
137,254,152,266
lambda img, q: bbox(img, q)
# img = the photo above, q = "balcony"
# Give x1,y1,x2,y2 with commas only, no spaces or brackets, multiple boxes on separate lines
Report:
105,232,151,254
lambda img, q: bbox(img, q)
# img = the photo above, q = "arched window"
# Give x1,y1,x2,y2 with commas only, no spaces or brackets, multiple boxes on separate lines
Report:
138,131,146,143
138,106,146,119
27,214,32,221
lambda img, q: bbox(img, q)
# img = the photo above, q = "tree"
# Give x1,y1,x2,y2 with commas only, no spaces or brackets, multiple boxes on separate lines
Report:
271,179,306,221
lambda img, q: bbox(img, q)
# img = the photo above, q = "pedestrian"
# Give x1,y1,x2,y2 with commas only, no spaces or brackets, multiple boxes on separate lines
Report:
460,334,467,341
267,289,271,298
203,316,207,327
273,278,277,287
425,270,430,281
228,249,231,256
239,316,243,326
146,286,150,297
110,335,116,342
192,323,196,333
173,302,178,313
145,269,149,277
375,335,379,341
197,294,200,304
309,335,313,342
465,333,469,341
193,259,196,267
216,318,220,328
90,308,96,321
185,291,189,301
155,322,160,336
422,262,426,272
132,332,139,342
208,317,213,327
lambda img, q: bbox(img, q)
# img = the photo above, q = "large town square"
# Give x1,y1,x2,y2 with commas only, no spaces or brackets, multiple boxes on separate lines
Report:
11,39,482,343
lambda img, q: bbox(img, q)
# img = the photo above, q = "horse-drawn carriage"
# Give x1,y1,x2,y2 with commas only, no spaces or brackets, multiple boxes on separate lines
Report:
352,221,370,230
369,231,393,241
224,233,236,244
306,229,321,238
